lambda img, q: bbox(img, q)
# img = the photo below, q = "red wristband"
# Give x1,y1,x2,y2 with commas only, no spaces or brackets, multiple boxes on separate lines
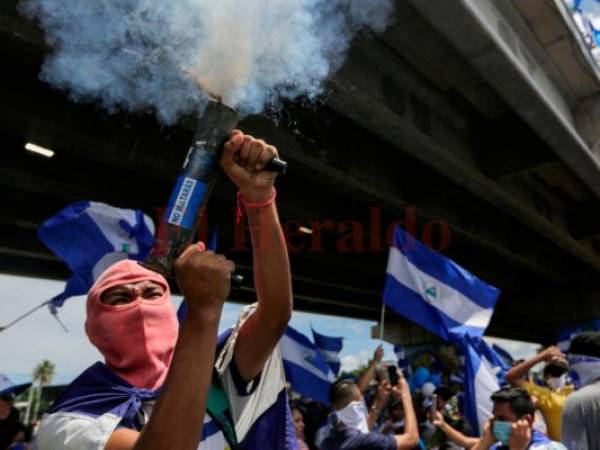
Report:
236,188,276,223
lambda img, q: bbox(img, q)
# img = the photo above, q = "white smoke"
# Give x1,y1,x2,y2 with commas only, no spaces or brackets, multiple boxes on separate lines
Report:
20,0,394,124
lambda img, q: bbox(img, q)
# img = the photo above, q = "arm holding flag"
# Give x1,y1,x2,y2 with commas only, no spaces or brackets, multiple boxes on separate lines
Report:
220,130,293,381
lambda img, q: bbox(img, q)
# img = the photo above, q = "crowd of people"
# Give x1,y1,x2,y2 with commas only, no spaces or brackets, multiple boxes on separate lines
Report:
3,331,600,450
1,130,600,450
288,333,600,450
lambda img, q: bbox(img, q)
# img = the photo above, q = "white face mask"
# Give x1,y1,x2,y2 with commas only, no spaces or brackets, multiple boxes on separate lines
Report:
336,401,369,434
546,374,567,390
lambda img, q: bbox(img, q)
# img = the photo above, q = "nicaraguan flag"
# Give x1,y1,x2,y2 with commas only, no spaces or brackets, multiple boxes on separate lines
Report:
491,343,515,367
38,201,155,307
461,335,500,435
312,328,343,376
394,344,412,376
280,326,336,405
383,226,500,340
475,339,509,383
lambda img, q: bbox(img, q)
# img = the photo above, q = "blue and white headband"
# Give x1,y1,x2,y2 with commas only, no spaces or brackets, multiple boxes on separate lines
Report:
567,354,600,389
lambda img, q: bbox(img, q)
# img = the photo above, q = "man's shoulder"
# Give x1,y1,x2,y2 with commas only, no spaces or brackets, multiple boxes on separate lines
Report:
564,382,600,409
521,381,550,397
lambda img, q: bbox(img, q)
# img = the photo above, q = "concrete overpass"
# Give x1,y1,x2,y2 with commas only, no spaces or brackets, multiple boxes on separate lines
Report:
1,0,599,343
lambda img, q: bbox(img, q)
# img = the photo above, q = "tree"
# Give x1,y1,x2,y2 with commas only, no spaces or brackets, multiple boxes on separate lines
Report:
29,360,55,423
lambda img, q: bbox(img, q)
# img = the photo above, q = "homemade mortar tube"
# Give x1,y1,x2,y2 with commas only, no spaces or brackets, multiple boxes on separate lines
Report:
144,100,287,286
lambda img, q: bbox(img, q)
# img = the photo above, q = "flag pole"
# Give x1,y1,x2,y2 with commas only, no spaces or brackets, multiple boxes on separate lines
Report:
379,302,386,341
0,300,51,333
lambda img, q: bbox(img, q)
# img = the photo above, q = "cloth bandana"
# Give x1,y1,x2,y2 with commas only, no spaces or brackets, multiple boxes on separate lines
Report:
567,354,600,389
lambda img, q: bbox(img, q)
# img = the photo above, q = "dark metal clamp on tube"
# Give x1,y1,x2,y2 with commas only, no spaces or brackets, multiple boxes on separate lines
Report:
143,100,286,289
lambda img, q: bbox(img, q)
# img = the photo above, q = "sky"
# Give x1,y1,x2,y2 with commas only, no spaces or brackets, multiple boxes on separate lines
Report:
0,274,539,386
570,0,600,14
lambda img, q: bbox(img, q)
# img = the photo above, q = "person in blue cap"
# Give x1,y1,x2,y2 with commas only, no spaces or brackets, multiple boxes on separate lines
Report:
0,374,31,449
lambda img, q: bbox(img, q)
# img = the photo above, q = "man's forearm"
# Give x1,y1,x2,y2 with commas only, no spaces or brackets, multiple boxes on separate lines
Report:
247,202,292,326
234,201,292,380
471,435,495,450
439,423,479,449
505,355,541,385
357,361,377,393
400,390,419,443
134,308,221,450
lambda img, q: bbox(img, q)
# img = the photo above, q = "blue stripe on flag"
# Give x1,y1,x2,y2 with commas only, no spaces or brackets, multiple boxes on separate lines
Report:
391,227,499,310
281,326,335,405
491,344,514,367
282,360,332,406
312,328,343,376
201,419,222,440
312,329,343,352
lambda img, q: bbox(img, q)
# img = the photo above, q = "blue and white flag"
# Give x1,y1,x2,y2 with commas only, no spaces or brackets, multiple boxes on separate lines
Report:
383,226,501,341
38,201,155,307
461,335,500,435
491,343,515,367
312,328,343,376
394,344,412,376
280,326,336,405
476,339,509,384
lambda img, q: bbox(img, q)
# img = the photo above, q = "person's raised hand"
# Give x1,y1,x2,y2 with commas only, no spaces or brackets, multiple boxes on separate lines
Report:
538,345,565,363
373,345,384,363
480,417,496,446
174,241,235,316
430,410,445,428
508,419,531,450
220,130,279,203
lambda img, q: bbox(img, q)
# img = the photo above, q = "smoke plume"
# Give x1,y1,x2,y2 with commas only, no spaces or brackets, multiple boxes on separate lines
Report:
20,0,394,124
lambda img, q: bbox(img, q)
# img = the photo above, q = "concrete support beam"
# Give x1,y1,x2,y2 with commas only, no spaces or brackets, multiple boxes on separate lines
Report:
326,73,600,272
408,0,600,199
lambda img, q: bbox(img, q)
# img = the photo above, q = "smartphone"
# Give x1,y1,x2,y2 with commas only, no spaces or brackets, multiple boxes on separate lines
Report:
430,394,438,414
387,365,399,386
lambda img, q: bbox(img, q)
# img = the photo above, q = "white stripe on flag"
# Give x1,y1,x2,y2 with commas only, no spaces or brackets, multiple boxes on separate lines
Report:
387,247,492,329
319,349,341,364
87,202,140,253
280,335,335,382
475,357,499,431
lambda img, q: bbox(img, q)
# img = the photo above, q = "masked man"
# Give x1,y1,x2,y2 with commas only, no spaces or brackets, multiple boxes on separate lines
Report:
561,331,600,450
473,388,565,450
35,130,294,450
504,346,573,441
321,369,419,450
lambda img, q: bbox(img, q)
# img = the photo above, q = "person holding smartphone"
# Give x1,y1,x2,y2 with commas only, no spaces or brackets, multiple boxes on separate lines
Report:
321,368,420,450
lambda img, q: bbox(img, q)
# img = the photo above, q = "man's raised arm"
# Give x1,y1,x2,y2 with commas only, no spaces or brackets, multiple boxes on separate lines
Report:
220,130,293,381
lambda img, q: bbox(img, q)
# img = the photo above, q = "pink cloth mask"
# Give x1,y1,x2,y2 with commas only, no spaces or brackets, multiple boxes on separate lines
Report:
85,260,178,390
